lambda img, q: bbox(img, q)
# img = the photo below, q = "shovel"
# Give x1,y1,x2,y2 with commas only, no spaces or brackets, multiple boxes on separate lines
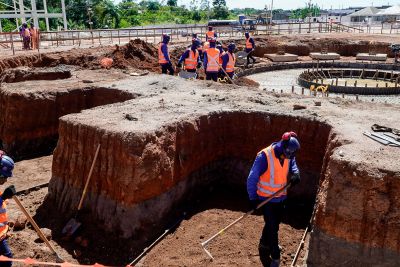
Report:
62,144,101,236
13,196,64,262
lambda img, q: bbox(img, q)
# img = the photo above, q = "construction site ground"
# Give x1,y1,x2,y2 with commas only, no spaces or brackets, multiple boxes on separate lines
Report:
0,32,399,267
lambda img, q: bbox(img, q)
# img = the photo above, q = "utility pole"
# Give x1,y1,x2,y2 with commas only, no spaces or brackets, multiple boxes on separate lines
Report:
270,0,273,25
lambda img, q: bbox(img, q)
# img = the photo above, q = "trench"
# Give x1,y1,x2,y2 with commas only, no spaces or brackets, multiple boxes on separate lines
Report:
0,84,138,160
47,111,332,265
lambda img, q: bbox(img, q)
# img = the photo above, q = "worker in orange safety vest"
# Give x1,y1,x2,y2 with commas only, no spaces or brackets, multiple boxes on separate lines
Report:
158,34,174,75
205,26,217,42
202,38,220,82
247,132,301,267
221,43,236,79
245,32,256,67
177,39,202,73
0,151,15,267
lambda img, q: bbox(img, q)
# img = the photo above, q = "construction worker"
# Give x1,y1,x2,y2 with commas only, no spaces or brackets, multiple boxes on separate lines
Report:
203,38,220,82
29,23,39,50
158,34,174,75
216,44,225,79
245,32,256,67
20,23,31,50
205,26,217,42
0,151,15,267
247,131,301,267
177,39,202,73
221,43,236,79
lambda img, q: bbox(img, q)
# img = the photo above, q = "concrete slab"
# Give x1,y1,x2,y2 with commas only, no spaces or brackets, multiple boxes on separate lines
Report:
264,53,298,62
310,52,341,60
356,53,387,61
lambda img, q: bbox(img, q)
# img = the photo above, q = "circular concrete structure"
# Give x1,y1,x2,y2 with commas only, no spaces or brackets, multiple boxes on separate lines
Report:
298,69,400,95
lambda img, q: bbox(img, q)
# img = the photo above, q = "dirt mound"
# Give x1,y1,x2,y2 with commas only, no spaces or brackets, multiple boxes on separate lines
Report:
110,39,159,71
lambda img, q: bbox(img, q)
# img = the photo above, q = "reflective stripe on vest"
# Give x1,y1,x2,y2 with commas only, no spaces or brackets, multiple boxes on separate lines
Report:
256,145,289,198
206,31,215,39
206,48,220,72
0,195,8,236
184,49,199,70
246,38,253,49
226,53,236,73
158,43,169,64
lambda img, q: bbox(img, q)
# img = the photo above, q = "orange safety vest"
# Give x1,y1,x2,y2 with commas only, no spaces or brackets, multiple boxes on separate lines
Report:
206,31,215,39
226,52,236,73
184,49,199,70
158,43,169,64
246,38,253,49
0,194,8,238
219,51,225,65
206,48,220,72
256,145,289,198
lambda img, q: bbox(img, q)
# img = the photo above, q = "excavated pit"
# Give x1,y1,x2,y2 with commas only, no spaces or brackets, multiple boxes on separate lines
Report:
43,74,400,266
0,68,138,159
49,110,330,265
1,35,400,266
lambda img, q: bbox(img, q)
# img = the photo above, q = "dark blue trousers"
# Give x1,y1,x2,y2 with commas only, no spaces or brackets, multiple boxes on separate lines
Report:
0,239,12,267
260,202,284,260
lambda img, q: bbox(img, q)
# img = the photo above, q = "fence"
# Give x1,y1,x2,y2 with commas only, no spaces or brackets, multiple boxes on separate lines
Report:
0,22,396,56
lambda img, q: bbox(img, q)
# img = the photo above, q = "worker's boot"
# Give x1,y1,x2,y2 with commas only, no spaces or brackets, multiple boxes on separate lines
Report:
270,259,280,267
258,241,272,266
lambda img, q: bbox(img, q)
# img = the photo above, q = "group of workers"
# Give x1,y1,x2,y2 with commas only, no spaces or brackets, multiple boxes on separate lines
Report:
20,23,40,50
158,26,256,82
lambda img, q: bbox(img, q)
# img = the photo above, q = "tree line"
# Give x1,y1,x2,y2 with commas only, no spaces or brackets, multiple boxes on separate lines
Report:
0,0,263,31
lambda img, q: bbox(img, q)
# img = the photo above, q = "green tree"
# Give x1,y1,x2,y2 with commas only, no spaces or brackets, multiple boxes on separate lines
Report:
212,0,228,19
167,0,177,7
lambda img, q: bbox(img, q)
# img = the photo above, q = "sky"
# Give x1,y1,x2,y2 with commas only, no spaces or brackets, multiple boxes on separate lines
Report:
176,0,400,10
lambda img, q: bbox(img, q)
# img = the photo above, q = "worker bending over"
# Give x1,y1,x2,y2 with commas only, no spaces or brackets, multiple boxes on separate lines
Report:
203,38,220,82
158,34,174,75
247,132,301,267
177,39,202,73
221,43,236,79
205,26,217,41
245,32,256,67
0,151,15,267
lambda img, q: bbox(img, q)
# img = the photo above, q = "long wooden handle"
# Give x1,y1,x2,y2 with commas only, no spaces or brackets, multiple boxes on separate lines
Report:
12,196,58,256
77,144,101,211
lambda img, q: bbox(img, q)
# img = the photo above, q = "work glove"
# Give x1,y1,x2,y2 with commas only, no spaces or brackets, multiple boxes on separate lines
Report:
2,185,16,200
289,173,301,186
177,62,182,68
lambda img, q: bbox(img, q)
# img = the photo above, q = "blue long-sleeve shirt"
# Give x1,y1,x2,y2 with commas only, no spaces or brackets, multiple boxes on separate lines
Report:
247,143,299,202
221,52,231,70
178,47,201,65
245,37,255,53
160,43,170,63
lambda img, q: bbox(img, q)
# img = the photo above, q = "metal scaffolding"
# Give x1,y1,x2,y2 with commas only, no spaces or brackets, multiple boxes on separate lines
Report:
0,0,67,32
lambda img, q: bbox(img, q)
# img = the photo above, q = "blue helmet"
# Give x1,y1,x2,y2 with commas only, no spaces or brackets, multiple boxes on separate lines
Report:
228,43,236,52
281,136,300,159
216,44,223,53
192,39,201,48
0,155,14,178
245,32,250,38
162,34,170,44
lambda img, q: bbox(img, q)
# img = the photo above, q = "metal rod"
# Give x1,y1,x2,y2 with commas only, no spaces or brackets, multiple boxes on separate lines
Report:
201,184,291,259
128,213,186,266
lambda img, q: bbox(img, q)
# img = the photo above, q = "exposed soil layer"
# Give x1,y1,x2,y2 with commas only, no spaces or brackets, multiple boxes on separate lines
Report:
1,35,400,266
45,74,400,266
0,68,138,159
